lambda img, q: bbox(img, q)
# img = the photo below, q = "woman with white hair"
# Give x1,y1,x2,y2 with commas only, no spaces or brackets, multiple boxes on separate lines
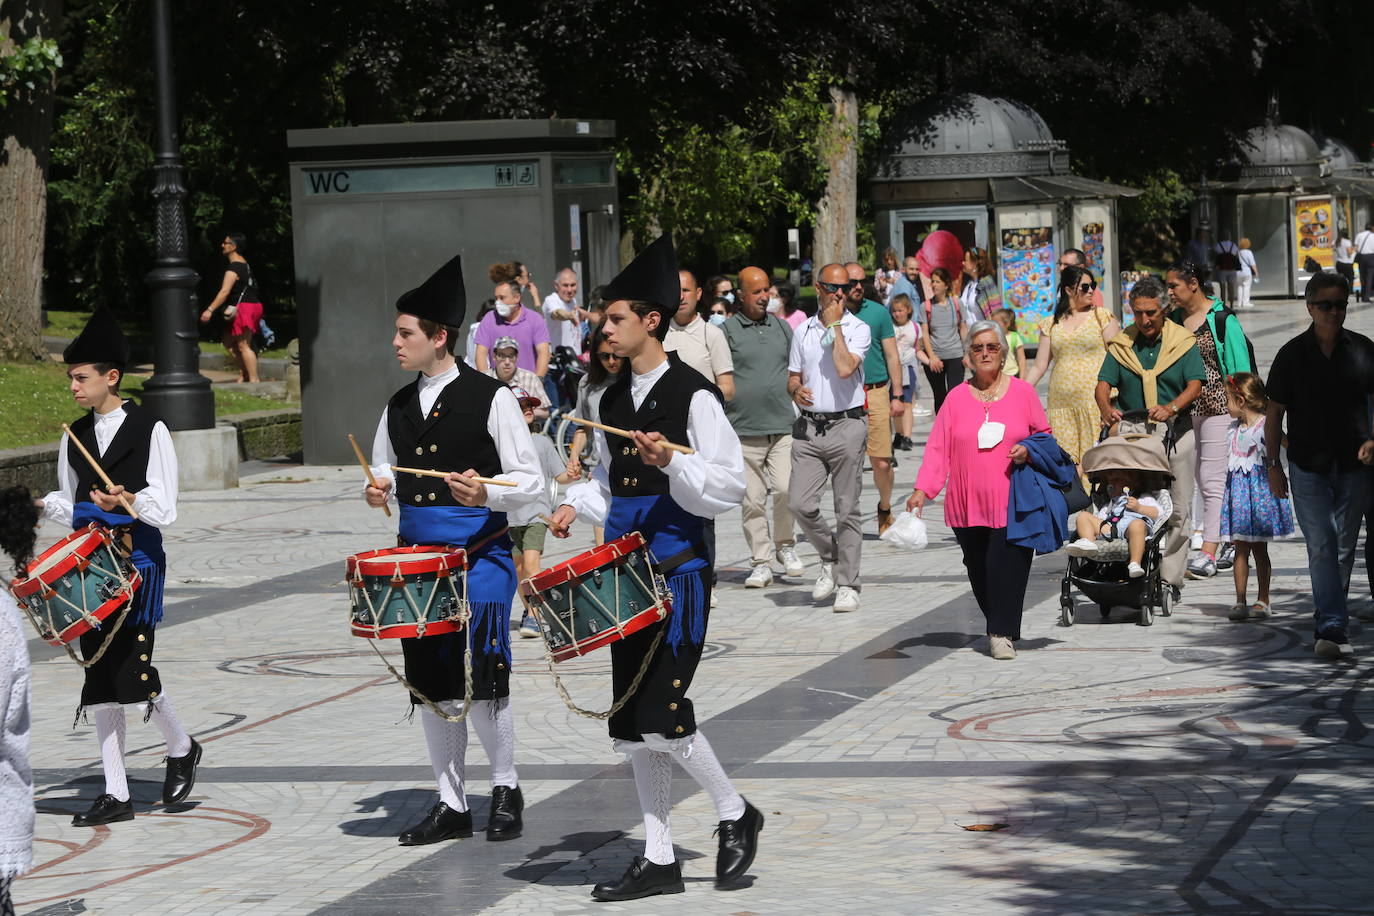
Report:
908,320,1052,660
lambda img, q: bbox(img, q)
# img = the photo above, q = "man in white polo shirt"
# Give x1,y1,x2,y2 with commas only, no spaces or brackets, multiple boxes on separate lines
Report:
787,262,872,613
665,269,735,399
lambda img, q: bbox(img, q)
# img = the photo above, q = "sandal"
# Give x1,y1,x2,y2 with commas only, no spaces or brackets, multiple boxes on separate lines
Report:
1250,601,1272,618
1227,604,1249,621
877,504,893,536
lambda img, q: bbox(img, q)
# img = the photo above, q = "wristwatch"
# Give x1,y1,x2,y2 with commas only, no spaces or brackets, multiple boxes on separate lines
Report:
1262,457,1281,469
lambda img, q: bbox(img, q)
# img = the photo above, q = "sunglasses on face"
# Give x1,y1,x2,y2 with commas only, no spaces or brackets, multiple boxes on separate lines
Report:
818,280,859,293
970,343,1002,354
1311,298,1349,312
598,351,621,362
1077,283,1096,293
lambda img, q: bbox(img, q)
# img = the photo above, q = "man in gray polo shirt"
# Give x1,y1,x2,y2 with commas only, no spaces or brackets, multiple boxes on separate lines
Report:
725,266,806,588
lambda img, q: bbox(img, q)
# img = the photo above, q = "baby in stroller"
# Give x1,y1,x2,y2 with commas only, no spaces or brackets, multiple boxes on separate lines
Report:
1058,433,1175,627
1067,468,1165,578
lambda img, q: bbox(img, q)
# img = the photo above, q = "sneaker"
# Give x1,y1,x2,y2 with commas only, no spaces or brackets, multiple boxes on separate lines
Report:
811,564,836,601
1314,637,1353,659
518,614,540,639
989,635,1016,660
913,404,932,417
1354,602,1374,622
744,564,773,588
1066,538,1100,558
776,546,805,578
832,586,859,613
1189,530,1204,550
1127,562,1145,578
892,434,903,452
1216,543,1236,571
1186,554,1217,579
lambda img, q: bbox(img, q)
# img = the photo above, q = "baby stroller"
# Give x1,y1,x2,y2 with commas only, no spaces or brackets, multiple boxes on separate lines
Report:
1059,430,1175,628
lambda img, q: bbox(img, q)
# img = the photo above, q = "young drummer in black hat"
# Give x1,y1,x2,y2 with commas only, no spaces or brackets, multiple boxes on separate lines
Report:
36,308,201,827
364,255,544,845
549,235,764,901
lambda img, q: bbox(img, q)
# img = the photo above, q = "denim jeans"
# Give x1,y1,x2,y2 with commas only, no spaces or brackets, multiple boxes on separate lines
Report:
1288,464,1370,637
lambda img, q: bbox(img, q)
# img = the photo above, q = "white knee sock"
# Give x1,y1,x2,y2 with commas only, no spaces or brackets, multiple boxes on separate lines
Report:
93,705,129,802
420,702,469,812
146,693,192,758
665,731,745,822
629,746,675,865
469,698,518,789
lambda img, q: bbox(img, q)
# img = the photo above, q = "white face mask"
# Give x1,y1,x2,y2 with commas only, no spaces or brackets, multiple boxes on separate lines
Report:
495,302,514,319
708,314,727,327
766,296,783,313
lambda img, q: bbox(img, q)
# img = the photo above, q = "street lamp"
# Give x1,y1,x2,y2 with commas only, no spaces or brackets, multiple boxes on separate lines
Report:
139,0,214,430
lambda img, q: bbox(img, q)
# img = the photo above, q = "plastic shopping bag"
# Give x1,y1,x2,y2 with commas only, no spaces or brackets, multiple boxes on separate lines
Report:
880,511,928,550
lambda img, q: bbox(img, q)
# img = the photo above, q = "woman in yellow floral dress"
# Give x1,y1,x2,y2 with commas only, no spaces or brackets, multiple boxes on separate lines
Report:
1024,265,1121,472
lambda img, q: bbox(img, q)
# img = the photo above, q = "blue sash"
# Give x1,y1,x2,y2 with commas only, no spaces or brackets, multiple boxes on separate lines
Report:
398,505,515,661
606,494,707,653
72,503,165,627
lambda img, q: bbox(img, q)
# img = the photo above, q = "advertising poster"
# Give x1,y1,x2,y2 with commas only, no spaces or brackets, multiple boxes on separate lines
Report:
1081,222,1105,284
999,227,1055,343
1118,271,1150,327
1293,196,1336,272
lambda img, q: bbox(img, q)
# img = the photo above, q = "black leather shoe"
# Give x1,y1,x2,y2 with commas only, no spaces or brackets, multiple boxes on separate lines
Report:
486,785,523,841
73,794,134,827
398,802,473,846
591,856,684,902
714,799,764,886
162,738,203,804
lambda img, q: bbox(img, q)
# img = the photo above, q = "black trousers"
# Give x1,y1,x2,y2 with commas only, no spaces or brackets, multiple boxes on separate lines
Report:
80,623,160,707
1357,254,1374,301
953,526,1034,641
924,361,965,414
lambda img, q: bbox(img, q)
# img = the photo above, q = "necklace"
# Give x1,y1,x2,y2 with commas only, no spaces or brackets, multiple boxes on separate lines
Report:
969,373,1006,403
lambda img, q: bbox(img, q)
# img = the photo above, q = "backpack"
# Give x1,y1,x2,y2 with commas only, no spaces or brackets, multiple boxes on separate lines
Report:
1215,244,1241,272
1212,303,1257,374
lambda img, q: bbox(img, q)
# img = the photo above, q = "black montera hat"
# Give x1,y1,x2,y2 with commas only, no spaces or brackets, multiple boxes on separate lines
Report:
600,233,679,316
63,307,130,367
396,254,466,327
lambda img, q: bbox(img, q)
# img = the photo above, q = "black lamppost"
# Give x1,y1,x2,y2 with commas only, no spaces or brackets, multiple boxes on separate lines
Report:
139,0,214,430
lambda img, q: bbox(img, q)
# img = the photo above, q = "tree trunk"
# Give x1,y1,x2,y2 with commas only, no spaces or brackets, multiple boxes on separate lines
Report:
812,84,858,268
0,0,61,362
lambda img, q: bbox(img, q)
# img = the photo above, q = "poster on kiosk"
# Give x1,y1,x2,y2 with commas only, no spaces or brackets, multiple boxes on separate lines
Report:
1293,196,1337,278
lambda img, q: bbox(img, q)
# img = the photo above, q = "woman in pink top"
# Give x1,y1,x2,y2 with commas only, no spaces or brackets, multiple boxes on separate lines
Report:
908,320,1051,660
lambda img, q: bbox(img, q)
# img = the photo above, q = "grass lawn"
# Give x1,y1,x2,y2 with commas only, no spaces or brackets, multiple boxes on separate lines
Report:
44,308,292,360
0,360,289,451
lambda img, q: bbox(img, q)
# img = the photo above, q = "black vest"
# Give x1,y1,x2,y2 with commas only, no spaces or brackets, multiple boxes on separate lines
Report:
67,401,157,516
387,367,505,508
601,355,720,497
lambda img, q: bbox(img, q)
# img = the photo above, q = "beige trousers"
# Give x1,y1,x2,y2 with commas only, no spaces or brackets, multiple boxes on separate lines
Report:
739,433,796,565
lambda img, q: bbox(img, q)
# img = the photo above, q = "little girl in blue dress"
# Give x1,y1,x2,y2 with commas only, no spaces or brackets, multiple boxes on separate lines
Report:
1220,373,1294,620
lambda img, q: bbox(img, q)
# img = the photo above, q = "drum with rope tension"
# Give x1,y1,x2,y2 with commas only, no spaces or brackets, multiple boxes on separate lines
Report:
346,545,467,639
10,523,142,646
522,531,670,663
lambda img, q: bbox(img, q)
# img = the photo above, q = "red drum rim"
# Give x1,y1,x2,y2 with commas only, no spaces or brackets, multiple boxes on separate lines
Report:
348,545,467,579
527,531,647,591
351,617,462,639
42,566,143,646
11,523,110,599
548,601,665,662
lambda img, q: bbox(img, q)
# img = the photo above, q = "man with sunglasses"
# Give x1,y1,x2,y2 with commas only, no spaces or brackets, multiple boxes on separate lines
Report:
788,264,872,612
1265,271,1374,659
843,262,904,536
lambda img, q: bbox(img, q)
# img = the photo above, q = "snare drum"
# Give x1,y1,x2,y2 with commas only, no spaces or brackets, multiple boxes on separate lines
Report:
10,524,143,646
523,532,670,662
346,545,467,639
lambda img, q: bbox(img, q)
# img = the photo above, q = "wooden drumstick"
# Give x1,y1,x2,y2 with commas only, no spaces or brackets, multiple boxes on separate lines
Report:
347,433,392,518
60,423,139,520
390,466,518,487
564,416,695,455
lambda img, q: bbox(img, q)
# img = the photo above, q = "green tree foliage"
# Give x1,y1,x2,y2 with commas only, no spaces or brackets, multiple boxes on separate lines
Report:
0,33,61,107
